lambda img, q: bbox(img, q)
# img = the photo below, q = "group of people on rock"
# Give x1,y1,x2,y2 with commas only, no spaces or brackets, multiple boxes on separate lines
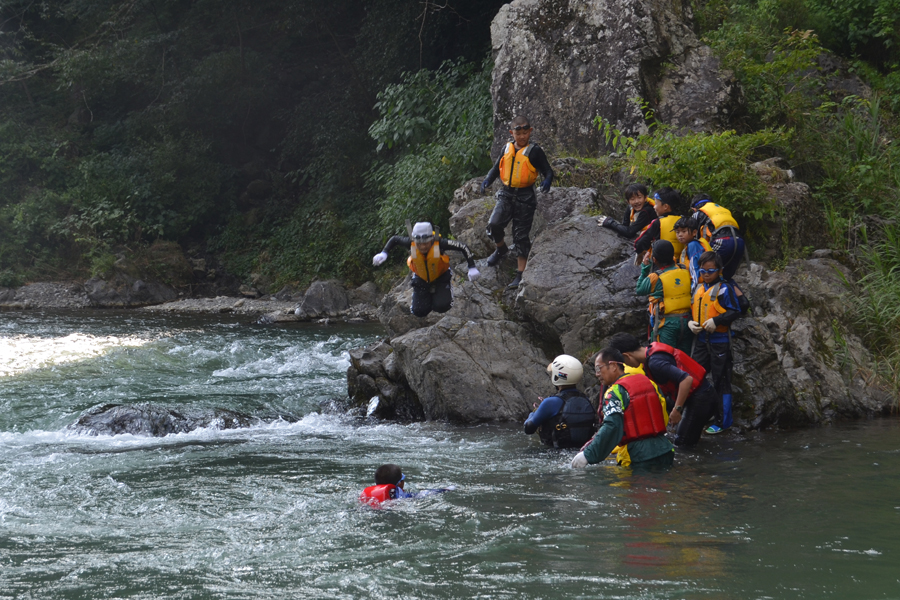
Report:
371,115,750,472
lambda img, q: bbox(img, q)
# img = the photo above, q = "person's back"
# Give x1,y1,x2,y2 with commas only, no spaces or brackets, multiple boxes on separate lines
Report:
690,194,745,280
524,355,597,448
635,239,694,354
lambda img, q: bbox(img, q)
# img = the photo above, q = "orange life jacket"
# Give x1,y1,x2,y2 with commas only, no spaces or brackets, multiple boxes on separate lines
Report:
645,342,707,399
693,282,730,333
360,484,398,506
614,373,669,444
499,142,538,188
406,238,449,283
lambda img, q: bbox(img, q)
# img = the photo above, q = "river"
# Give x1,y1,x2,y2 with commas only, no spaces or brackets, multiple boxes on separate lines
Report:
0,310,897,599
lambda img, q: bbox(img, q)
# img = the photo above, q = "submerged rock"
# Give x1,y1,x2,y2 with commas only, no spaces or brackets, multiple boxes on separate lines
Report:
70,403,296,437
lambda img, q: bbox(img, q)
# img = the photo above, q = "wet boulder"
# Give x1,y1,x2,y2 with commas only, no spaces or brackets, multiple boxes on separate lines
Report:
299,280,349,318
70,403,293,437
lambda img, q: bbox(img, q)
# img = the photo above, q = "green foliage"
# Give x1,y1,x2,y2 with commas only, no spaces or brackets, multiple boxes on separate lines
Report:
805,0,900,68
596,111,789,225
369,59,493,234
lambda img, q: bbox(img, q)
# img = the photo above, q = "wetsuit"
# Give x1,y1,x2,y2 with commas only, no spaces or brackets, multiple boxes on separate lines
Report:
693,201,746,280
582,375,674,467
645,349,716,448
380,235,475,317
681,239,711,293
691,279,747,430
523,388,597,449
635,263,694,354
482,143,554,258
601,203,656,238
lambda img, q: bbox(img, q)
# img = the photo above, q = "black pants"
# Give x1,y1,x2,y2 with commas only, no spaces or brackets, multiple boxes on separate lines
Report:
410,271,453,317
672,387,717,447
486,187,537,258
692,338,733,427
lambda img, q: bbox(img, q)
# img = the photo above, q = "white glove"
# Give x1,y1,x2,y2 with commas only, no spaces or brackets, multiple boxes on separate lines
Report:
467,267,481,282
597,216,608,227
703,318,717,333
372,252,388,267
688,320,702,334
571,452,588,468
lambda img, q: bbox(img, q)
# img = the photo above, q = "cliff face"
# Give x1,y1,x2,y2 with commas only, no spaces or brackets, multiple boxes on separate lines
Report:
489,0,742,157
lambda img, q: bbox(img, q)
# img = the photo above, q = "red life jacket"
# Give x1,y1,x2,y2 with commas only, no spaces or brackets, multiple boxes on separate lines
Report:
614,373,668,444
359,484,397,506
645,342,707,399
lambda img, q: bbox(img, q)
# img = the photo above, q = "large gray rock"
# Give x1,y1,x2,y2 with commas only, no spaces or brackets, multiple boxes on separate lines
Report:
390,316,550,422
299,280,349,317
490,0,741,156
85,276,178,308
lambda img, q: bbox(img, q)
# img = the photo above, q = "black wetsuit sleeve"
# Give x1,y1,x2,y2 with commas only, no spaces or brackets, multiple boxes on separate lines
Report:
634,219,660,254
605,205,654,238
647,353,688,388
529,145,554,186
381,235,410,255
439,238,476,269
483,154,503,188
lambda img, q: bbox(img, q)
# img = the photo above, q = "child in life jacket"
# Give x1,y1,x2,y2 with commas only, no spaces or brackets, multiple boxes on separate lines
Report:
690,193,746,281
687,251,749,434
635,239,694,355
597,182,657,239
524,354,598,449
633,187,685,263
571,348,674,469
479,115,555,289
372,221,479,317
359,464,454,507
673,215,712,293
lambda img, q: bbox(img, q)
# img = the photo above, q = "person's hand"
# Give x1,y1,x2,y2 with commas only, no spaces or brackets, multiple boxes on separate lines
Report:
571,452,588,468
372,252,388,267
480,179,489,194
669,407,683,425
703,318,717,333
467,267,481,282
688,320,702,334
540,179,551,194
533,396,544,409
641,251,651,265
597,216,608,227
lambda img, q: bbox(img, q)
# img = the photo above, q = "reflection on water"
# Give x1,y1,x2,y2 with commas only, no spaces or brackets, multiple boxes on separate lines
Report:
0,310,898,599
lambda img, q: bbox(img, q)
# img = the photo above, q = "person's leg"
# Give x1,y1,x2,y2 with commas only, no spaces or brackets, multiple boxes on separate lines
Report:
486,192,514,265
691,341,721,427
709,341,734,429
430,272,453,313
673,388,717,447
507,192,536,288
409,280,433,317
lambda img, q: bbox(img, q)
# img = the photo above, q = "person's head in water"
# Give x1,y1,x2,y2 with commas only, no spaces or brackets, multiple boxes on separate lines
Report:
509,115,533,148
608,332,645,369
652,187,682,217
374,464,405,488
410,222,436,255
594,348,626,386
651,239,675,268
698,251,723,285
547,354,583,390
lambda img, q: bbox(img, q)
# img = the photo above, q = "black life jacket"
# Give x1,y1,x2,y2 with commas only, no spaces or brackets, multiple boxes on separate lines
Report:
538,388,598,449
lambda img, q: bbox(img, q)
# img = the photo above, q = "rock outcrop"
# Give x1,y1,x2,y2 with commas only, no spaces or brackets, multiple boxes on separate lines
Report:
489,0,742,157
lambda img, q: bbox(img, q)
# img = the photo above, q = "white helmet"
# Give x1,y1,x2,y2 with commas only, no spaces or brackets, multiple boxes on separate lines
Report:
547,354,583,386
411,222,435,244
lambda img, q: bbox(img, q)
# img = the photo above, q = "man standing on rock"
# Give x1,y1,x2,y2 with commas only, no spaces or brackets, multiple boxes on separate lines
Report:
479,115,554,290
372,221,480,317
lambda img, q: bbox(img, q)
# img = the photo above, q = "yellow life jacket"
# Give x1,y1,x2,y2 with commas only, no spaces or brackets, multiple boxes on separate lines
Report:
697,203,739,239
692,282,730,333
407,238,449,283
658,215,685,260
499,142,538,188
679,237,712,266
647,264,692,315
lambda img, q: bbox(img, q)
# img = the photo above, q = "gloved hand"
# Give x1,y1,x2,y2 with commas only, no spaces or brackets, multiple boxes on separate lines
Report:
467,267,481,282
688,320,702,334
540,179,551,194
571,452,588,468
372,252,388,267
480,179,489,194
597,215,608,227
703,318,717,333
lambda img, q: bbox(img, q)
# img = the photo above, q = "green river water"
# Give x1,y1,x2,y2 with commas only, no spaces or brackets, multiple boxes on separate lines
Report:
0,310,898,599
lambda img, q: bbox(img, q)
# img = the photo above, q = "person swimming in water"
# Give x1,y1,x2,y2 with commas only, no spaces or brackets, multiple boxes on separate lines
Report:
359,464,453,506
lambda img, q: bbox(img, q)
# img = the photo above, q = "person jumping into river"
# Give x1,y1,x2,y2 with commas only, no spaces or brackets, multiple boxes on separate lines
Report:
373,221,480,317
479,115,554,290
524,355,598,449
571,348,674,469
